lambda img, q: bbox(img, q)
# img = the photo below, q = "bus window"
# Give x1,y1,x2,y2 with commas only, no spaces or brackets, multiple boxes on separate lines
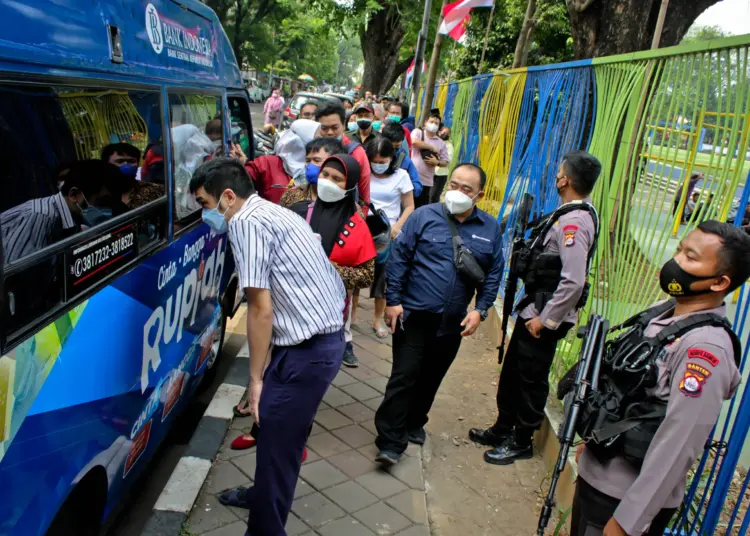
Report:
228,94,253,159
0,85,166,338
168,93,223,226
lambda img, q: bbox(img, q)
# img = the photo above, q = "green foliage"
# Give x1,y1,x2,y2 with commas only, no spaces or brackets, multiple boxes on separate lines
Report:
448,0,572,79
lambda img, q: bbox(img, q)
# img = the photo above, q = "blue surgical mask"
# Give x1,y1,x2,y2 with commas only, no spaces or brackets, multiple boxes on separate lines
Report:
119,163,138,179
82,206,113,227
388,115,402,123
306,163,321,185
372,121,382,131
202,196,229,234
371,161,390,175
347,121,358,131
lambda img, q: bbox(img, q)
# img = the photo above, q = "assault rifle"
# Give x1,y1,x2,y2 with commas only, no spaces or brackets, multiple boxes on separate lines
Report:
537,314,609,536
498,193,534,364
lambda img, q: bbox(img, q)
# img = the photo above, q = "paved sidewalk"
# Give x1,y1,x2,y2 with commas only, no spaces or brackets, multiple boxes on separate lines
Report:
184,299,429,536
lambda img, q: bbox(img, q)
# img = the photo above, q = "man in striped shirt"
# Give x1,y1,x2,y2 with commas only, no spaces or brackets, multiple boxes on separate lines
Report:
190,158,346,536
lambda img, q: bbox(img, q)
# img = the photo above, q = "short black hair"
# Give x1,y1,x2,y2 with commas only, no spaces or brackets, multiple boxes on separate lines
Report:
300,101,318,112
381,121,405,143
364,136,396,175
60,159,123,197
205,119,223,139
101,142,141,163
388,102,407,119
452,162,486,190
189,157,256,199
562,150,601,195
427,112,441,122
697,220,750,293
315,100,346,125
305,138,345,155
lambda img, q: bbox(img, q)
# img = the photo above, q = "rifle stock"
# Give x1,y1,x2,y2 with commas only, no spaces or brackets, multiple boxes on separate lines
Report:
498,193,535,364
536,315,609,536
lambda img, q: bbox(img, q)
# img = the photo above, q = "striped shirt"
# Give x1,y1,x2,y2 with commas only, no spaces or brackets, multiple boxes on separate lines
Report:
1,193,76,264
229,194,346,346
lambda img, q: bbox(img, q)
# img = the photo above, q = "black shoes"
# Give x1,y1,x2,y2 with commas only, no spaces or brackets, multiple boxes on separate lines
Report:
342,342,360,368
375,450,402,467
483,438,533,466
408,427,426,445
468,427,511,447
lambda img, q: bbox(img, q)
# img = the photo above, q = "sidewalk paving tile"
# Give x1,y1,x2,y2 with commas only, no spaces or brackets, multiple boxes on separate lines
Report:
363,395,384,412
285,513,309,536
341,382,381,402
327,449,379,478
317,516,377,536
331,370,358,387
388,454,424,490
302,448,321,465
294,478,315,499
299,459,348,490
364,358,393,377
322,386,356,408
355,469,408,499
353,502,411,535
321,480,379,513
337,402,376,423
343,365,382,382
306,432,351,457
364,376,389,393
291,491,346,528
396,525,430,536
188,492,240,533
331,424,376,449
205,461,251,495
386,490,427,524
232,452,257,480
314,408,355,430
202,520,247,536
309,422,326,436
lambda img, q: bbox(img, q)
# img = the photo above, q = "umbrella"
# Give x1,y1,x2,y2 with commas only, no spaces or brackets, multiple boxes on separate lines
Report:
298,74,314,81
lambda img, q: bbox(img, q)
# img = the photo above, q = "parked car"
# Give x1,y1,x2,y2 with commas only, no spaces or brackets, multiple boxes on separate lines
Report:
282,92,339,129
324,92,354,108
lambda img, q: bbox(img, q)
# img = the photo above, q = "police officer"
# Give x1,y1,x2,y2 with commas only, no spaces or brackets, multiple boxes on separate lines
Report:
572,220,748,535
469,150,602,465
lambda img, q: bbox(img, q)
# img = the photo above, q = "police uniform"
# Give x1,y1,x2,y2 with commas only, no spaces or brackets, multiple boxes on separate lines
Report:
574,302,741,535
490,200,597,449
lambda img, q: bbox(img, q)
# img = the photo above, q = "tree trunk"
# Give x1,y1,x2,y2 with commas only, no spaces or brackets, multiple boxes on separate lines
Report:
566,0,720,58
360,5,408,95
513,0,537,68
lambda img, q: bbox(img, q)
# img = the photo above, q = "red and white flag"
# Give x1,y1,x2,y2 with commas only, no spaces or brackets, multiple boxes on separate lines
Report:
405,56,427,84
438,0,494,43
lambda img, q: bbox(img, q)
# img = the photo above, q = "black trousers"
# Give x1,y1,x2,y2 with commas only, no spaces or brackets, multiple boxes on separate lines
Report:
430,174,448,204
375,311,463,454
571,478,675,535
414,186,432,208
492,319,572,439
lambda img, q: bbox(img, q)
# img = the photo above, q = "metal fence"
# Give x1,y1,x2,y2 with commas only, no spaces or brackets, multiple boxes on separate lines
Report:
420,35,750,534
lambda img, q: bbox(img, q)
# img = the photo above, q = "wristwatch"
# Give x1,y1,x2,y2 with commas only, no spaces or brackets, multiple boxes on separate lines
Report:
474,307,488,321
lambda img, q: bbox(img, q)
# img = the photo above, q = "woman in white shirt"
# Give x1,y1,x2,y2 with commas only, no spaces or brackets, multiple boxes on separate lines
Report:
365,136,415,337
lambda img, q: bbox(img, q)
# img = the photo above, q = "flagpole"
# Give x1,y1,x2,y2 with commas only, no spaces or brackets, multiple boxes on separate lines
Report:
410,0,433,118
478,3,495,72
423,0,449,125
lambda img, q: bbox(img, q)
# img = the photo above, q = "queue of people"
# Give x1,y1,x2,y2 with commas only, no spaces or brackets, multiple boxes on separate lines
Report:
183,99,750,536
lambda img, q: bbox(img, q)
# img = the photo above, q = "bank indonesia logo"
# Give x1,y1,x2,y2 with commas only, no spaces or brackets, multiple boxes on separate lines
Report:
146,3,164,54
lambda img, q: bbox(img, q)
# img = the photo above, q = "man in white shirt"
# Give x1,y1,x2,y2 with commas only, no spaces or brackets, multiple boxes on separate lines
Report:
190,158,346,536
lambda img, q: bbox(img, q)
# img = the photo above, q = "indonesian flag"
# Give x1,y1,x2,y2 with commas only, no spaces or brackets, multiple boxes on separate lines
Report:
439,0,494,43
405,56,427,84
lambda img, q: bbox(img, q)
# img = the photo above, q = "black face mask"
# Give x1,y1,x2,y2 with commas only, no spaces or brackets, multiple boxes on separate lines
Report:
357,119,372,130
659,258,720,297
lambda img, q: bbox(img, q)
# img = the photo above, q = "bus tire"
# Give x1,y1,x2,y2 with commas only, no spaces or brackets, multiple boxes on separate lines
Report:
46,468,107,536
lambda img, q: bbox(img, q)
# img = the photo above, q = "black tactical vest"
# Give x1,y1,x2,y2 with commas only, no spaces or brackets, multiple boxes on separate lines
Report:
574,301,742,467
515,201,599,313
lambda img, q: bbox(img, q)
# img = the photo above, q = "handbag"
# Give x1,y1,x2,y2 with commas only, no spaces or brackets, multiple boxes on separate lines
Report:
443,206,486,285
366,203,391,264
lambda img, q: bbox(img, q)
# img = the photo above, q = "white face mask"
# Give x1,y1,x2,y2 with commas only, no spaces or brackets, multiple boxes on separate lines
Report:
425,122,439,134
371,161,391,175
317,178,348,203
444,189,477,215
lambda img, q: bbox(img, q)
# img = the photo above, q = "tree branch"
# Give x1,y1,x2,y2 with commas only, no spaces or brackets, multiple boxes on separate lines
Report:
566,0,596,13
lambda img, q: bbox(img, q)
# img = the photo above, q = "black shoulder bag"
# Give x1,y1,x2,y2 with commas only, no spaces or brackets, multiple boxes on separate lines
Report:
443,206,486,285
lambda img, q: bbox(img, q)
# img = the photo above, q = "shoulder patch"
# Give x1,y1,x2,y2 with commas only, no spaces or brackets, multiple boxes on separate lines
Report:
563,224,579,233
564,231,576,247
688,348,720,367
679,370,707,398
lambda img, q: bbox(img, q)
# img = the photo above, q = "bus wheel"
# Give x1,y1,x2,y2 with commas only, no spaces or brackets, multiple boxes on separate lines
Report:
46,470,106,536
206,312,227,370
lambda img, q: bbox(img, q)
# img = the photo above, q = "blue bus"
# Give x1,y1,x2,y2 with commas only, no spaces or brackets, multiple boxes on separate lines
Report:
0,2,252,534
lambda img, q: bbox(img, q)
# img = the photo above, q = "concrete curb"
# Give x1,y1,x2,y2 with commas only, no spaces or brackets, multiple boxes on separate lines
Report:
141,353,249,536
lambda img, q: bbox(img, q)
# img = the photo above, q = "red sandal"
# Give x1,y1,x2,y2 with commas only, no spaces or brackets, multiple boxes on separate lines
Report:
230,435,257,450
